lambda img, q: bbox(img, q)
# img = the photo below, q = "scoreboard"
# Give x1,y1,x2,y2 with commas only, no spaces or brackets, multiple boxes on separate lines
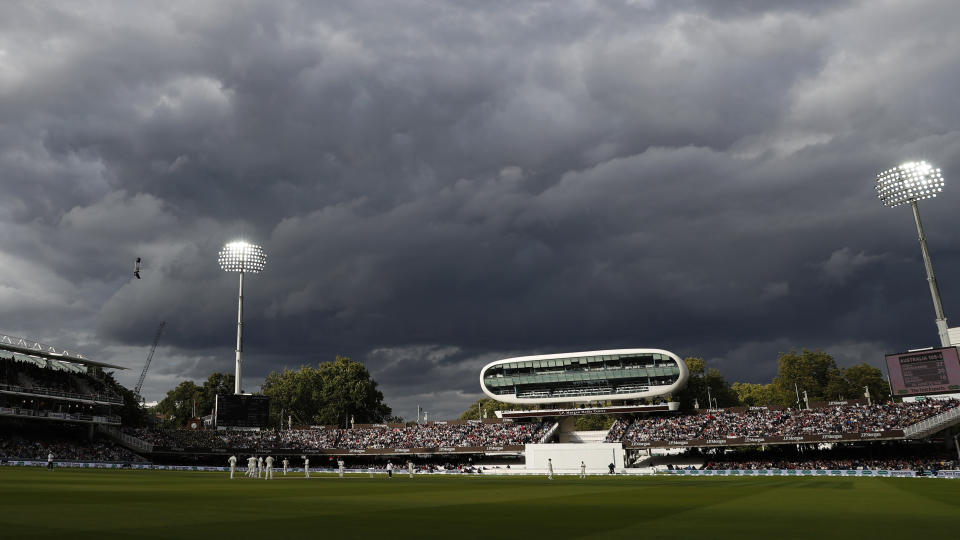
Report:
885,346,960,396
214,394,271,427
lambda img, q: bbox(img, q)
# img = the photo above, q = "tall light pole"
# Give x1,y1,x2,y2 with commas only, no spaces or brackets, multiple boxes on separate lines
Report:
218,241,267,394
876,162,949,347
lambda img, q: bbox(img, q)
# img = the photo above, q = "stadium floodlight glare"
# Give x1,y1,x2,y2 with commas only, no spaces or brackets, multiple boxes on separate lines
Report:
876,161,944,208
218,241,267,273
218,241,267,394
876,161,950,347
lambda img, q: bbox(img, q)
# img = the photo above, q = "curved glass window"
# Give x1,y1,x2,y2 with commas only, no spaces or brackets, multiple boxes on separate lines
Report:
482,351,684,400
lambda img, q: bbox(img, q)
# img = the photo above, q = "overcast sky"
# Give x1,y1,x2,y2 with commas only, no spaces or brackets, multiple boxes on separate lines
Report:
2,0,960,420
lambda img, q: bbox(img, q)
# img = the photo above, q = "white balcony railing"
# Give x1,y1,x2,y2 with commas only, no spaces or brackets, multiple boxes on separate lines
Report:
903,406,960,439
539,422,560,443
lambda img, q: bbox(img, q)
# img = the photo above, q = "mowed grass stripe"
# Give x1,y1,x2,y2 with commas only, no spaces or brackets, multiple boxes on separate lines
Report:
631,477,958,540
1,469,958,540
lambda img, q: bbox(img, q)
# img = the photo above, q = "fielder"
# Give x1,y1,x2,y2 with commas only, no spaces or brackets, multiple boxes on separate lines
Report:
257,456,264,478
407,460,414,479
304,456,310,478
228,455,237,479
580,461,586,479
47,452,54,471
547,458,554,480
282,457,289,476
265,455,274,480
247,456,257,478
386,461,393,478
337,458,345,478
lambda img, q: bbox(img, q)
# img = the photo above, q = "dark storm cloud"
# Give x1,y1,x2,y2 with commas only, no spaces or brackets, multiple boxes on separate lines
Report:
2,0,960,418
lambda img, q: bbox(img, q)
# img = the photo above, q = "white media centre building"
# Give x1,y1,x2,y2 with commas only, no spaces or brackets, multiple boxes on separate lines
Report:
480,349,689,474
480,348,689,405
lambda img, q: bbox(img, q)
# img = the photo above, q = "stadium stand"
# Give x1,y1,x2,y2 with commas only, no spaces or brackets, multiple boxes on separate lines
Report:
131,420,552,452
337,422,551,449
0,355,123,405
5,332,954,473
608,399,960,446
0,421,147,463
132,427,292,450
0,355,123,424
122,401,960,463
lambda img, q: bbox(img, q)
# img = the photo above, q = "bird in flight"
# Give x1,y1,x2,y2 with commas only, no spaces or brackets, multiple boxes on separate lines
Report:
134,257,142,279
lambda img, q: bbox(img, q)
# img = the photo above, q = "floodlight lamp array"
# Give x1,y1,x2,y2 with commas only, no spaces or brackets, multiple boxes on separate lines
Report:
218,241,266,273
876,161,944,208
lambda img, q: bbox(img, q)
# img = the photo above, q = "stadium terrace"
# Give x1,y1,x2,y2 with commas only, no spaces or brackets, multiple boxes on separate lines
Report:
607,399,960,449
3,399,932,472
1,349,126,427
2,337,960,478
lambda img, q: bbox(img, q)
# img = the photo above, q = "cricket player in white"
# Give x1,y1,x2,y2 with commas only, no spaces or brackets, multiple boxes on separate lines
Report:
580,461,586,479
247,456,257,478
304,457,310,478
337,459,345,478
47,452,54,470
257,456,264,478
407,460,414,478
228,455,237,479
547,458,553,480
282,457,289,476
386,461,393,478
265,456,274,480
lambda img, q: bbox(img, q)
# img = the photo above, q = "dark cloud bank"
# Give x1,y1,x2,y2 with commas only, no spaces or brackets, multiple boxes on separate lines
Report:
2,0,960,419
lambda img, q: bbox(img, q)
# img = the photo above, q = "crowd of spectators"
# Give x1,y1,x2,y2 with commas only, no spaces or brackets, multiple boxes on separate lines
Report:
609,399,960,444
0,424,146,463
131,428,288,450
131,421,551,451
337,422,551,449
277,427,340,449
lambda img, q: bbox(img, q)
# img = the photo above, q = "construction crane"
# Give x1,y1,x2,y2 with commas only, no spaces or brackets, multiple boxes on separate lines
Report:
135,321,166,399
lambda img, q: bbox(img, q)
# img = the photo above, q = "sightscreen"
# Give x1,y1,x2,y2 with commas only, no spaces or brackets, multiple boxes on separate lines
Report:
885,346,960,396
215,394,271,427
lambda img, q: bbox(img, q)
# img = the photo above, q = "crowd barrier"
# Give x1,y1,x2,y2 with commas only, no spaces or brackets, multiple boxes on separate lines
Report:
0,461,480,475
0,460,215,471
662,469,950,478
5,460,956,478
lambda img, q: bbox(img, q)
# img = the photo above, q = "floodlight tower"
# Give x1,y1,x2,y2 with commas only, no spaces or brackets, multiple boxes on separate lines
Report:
876,161,949,346
218,241,267,394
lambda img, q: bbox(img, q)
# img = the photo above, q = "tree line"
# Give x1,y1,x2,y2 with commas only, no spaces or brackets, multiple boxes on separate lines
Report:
154,356,392,428
676,349,889,410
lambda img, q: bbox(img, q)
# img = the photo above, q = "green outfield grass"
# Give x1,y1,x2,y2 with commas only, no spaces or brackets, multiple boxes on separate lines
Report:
1,468,958,539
